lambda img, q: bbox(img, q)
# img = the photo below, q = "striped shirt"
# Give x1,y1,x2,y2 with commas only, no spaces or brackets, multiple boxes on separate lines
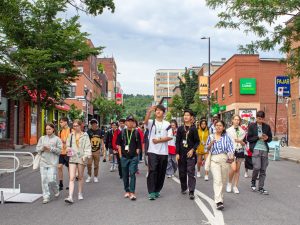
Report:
206,133,234,155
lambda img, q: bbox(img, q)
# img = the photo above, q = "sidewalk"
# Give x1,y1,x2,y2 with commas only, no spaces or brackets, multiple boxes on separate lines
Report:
0,145,36,177
280,146,300,164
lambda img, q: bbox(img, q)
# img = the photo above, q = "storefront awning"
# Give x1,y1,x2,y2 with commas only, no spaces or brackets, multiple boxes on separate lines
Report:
55,104,70,112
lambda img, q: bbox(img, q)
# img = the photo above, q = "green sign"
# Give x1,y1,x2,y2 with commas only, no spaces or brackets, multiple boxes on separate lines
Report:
240,78,256,94
220,105,226,111
211,104,219,114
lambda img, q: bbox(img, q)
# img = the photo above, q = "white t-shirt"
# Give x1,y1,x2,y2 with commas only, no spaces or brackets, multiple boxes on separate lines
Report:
146,119,172,155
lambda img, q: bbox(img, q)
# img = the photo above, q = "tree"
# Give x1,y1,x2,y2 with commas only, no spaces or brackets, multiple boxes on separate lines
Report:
0,0,113,138
68,104,85,122
205,0,300,76
179,69,199,109
165,111,172,122
123,94,153,121
169,94,184,117
190,93,208,119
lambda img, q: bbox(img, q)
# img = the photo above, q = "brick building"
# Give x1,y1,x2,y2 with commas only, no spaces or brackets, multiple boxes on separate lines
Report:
287,17,300,147
97,57,117,100
210,54,287,135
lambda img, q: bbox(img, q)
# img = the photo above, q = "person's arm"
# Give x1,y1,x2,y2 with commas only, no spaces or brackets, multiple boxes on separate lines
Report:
36,136,44,154
264,124,273,143
84,135,92,158
247,124,259,143
176,127,181,155
136,130,141,155
192,127,200,151
50,137,62,156
116,133,122,157
144,106,156,126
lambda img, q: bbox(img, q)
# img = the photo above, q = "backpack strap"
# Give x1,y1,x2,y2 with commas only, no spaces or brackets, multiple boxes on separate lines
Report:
70,134,73,148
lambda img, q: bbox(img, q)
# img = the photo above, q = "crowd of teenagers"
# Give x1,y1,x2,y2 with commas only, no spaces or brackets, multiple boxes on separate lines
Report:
36,104,272,210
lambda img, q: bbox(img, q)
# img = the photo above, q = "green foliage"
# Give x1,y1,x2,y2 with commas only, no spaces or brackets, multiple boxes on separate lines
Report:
66,0,115,16
0,0,104,107
190,93,208,119
123,94,153,122
165,111,172,122
92,95,124,124
97,63,104,73
179,69,199,109
169,94,184,117
68,104,85,122
205,0,300,76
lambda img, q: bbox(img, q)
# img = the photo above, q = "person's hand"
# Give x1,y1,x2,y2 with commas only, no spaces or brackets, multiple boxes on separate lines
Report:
187,149,194,158
152,139,159,144
262,134,268,141
235,139,242,144
208,140,216,148
176,154,180,162
148,106,156,113
43,146,50,152
82,156,87,162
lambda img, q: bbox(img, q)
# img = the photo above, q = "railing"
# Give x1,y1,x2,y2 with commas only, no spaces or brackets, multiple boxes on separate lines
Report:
0,155,20,173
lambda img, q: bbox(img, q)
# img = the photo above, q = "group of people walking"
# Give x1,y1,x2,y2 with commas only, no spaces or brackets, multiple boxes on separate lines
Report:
35,104,272,211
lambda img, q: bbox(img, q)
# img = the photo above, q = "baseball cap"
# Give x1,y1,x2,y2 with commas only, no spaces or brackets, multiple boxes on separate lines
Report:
126,115,135,121
90,119,98,124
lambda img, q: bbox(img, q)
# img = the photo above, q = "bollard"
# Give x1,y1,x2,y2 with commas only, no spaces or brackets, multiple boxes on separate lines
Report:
1,191,3,204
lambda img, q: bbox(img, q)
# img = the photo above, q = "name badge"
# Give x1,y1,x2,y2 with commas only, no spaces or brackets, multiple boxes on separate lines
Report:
125,145,129,151
183,140,188,148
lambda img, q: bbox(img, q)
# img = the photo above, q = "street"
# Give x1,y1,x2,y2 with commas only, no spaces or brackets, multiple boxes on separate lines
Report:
1,159,300,225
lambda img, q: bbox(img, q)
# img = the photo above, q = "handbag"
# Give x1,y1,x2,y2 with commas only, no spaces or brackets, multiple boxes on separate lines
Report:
33,136,44,170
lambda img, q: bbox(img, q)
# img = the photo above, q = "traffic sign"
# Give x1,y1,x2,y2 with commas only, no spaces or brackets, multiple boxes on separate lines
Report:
275,76,290,97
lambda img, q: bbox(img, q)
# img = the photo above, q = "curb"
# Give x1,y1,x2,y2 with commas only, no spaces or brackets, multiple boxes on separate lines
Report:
280,157,300,164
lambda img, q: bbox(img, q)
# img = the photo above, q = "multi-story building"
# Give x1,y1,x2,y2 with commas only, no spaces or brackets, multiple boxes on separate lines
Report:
154,69,185,104
287,17,300,147
210,54,287,134
97,57,117,100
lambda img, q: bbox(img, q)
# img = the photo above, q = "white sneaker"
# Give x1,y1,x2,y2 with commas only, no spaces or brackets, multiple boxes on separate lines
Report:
110,165,114,172
64,196,73,204
78,193,84,200
244,172,249,178
94,177,99,183
233,186,240,194
204,175,209,181
85,176,91,183
226,183,232,193
196,172,201,178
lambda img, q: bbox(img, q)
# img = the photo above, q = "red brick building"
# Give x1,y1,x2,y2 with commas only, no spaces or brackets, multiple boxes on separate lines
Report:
210,54,287,135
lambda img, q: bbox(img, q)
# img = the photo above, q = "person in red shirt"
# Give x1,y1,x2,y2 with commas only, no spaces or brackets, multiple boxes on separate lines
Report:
166,120,178,178
112,119,125,179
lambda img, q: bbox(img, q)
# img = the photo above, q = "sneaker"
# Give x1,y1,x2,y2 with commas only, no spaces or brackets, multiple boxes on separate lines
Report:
145,172,149,178
244,172,249,178
148,193,156,200
43,198,50,204
167,175,172,178
204,175,209,181
189,192,195,200
124,192,130,198
258,188,269,195
181,189,188,195
103,159,106,162
130,193,137,201
64,196,73,204
251,180,256,191
216,202,224,210
196,172,201,178
78,193,84,200
154,192,160,198
110,165,114,172
85,176,91,183
233,186,240,194
226,183,232,193
94,177,99,183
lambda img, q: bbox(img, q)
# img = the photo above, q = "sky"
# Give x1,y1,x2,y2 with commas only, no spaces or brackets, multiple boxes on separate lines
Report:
66,0,284,95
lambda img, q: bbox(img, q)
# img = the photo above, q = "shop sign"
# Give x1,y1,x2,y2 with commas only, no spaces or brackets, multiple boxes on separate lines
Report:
199,76,208,99
211,104,219,114
240,78,256,95
220,105,226,111
275,76,290,97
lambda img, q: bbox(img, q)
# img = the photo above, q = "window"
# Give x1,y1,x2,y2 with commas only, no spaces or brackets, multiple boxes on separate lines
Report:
211,92,214,101
0,97,8,139
222,86,225,100
215,90,218,101
68,86,76,98
229,81,233,96
292,100,296,116
77,66,83,73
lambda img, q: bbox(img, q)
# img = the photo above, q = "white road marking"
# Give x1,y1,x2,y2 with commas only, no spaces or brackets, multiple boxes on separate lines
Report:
172,177,225,225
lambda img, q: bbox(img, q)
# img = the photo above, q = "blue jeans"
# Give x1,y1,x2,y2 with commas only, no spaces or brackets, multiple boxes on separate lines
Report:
121,156,138,193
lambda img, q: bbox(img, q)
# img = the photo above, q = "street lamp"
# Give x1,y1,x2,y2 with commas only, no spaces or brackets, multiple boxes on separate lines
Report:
201,36,211,123
84,86,89,127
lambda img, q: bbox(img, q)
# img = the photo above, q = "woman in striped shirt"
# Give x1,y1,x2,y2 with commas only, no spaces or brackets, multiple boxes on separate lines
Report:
206,120,234,210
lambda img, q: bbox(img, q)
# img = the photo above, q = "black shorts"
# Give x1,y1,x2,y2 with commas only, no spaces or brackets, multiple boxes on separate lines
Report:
235,150,245,159
59,155,69,167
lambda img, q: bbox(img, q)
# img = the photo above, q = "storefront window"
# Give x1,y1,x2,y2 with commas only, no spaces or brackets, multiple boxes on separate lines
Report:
0,97,8,139
222,110,235,128
31,106,37,136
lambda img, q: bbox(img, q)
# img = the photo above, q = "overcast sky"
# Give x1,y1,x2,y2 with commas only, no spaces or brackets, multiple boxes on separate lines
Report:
66,0,283,95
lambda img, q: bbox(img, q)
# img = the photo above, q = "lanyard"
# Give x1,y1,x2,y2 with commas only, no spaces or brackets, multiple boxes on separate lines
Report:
156,121,163,134
126,129,134,146
184,126,190,140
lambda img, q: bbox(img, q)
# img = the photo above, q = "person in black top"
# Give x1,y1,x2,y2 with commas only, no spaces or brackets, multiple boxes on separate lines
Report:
86,119,103,183
117,115,141,200
176,109,200,200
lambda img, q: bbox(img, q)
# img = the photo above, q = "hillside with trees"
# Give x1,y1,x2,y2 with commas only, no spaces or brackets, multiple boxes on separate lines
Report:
123,94,153,121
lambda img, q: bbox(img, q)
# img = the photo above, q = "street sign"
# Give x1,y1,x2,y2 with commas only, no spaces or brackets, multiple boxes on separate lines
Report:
275,76,290,97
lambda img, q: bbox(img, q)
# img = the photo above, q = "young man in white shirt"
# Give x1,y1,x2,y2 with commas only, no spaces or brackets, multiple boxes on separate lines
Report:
144,105,173,200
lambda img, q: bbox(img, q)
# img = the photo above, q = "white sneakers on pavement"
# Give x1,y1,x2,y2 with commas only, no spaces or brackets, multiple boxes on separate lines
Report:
226,183,232,193
204,175,209,181
244,172,249,178
94,177,99,183
233,186,240,194
86,176,91,183
78,193,84,200
196,172,201,178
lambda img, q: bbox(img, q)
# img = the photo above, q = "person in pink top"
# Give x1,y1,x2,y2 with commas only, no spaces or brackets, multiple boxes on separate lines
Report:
166,120,178,178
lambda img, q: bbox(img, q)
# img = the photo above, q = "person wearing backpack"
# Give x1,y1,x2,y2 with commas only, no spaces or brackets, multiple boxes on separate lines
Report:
117,115,141,200
58,117,72,191
176,110,200,200
144,105,173,200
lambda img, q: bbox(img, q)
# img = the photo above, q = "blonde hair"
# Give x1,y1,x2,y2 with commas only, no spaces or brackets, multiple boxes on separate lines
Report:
73,119,82,126
231,115,242,126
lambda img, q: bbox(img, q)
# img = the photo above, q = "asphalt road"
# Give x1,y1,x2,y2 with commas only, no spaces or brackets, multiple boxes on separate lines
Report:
1,158,300,225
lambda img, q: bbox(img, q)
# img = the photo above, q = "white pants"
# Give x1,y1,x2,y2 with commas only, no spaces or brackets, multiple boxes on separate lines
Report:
40,166,58,200
210,154,229,204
